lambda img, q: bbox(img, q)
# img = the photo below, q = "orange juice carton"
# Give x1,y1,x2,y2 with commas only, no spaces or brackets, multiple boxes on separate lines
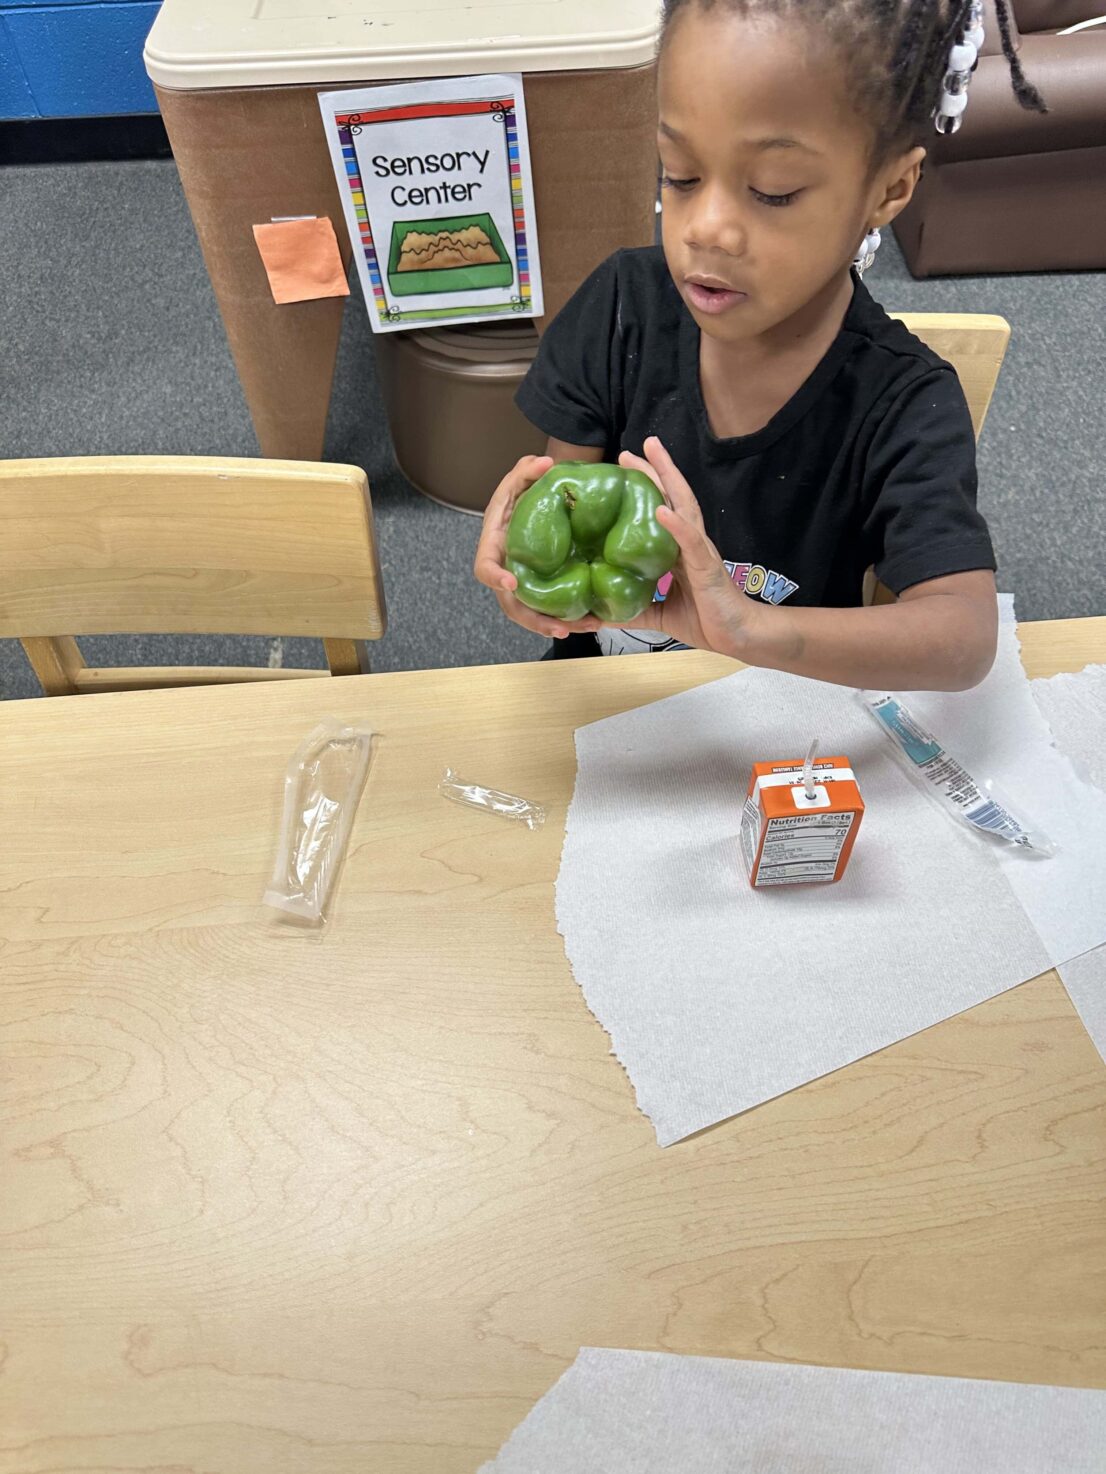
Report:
740,753,864,888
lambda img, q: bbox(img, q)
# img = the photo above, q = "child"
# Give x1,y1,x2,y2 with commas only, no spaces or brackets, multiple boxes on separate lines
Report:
474,0,1045,690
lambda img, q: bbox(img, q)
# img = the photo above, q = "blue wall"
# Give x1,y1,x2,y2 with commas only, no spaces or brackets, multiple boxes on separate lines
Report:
1,0,159,118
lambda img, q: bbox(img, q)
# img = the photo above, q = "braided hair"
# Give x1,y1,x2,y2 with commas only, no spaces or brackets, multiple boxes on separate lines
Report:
659,0,1046,157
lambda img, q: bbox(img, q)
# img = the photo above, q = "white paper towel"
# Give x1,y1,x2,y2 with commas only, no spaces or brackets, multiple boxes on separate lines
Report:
1032,662,1106,788
478,1349,1106,1473
556,622,1106,1144
1057,945,1106,1066
1031,662,1106,1064
905,626,1106,964
557,663,1051,1144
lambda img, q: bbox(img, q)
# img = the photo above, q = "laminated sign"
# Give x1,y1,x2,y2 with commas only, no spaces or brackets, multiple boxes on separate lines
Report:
319,74,544,333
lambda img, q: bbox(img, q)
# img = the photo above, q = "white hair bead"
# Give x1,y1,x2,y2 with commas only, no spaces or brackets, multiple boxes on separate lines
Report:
934,12,983,136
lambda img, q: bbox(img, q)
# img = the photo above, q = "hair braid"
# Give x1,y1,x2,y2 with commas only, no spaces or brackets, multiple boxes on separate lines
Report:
992,0,1048,112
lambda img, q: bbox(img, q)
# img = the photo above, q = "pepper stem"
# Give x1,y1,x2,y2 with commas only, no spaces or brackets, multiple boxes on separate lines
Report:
564,489,577,510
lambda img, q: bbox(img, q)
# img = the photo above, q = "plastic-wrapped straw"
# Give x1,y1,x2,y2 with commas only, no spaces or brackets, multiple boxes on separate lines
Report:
860,692,1056,856
263,721,374,926
439,768,545,830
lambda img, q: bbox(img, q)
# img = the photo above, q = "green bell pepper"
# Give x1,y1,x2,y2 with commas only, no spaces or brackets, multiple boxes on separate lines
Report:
505,462,679,623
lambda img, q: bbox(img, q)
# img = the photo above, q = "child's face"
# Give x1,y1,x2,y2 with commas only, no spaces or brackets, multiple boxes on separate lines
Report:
657,8,898,343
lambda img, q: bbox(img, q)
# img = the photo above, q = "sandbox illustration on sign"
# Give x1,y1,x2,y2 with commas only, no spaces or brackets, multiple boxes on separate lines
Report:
386,213,514,297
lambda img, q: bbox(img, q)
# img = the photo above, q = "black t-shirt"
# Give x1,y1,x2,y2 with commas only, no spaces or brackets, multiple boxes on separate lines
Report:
515,246,995,655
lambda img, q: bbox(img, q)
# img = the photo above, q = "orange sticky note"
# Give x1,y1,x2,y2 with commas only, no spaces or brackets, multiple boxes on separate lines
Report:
252,217,349,305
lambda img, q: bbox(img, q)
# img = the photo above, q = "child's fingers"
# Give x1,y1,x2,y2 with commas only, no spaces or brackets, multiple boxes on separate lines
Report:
642,437,706,529
498,588,566,638
474,454,555,591
617,605,670,630
482,454,554,533
496,589,598,641
473,530,514,592
474,537,515,592
656,504,726,583
616,449,664,495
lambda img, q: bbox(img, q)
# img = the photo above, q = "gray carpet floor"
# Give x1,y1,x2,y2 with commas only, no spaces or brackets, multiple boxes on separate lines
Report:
2,156,1103,700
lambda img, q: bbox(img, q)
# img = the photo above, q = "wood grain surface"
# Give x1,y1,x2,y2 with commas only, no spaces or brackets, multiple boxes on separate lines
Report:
2,619,1104,1473
0,456,385,642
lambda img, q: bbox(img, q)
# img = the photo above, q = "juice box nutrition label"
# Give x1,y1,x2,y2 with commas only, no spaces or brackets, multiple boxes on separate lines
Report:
740,757,864,888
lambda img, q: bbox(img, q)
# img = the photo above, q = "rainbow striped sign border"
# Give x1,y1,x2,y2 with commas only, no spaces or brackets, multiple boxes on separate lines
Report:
335,96,533,326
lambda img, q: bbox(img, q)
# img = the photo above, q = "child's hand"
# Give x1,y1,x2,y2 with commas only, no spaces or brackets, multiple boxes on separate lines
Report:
474,454,601,641
614,438,754,659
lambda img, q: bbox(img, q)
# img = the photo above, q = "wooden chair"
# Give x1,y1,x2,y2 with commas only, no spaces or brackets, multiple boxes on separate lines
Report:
866,312,1011,605
0,456,386,695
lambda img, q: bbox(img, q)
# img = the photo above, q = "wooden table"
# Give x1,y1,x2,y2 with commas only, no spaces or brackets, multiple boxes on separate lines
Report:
3,619,1105,1473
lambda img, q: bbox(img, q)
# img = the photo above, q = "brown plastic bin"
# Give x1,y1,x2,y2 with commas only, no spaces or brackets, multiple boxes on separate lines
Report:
376,322,544,514
146,2,661,463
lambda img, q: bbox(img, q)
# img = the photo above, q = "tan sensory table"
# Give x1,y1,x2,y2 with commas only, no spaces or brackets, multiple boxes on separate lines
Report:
2,617,1105,1472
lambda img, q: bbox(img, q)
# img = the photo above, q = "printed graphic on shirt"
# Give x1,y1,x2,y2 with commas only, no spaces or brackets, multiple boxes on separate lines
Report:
726,561,799,604
653,562,800,606
596,626,686,656
597,558,800,656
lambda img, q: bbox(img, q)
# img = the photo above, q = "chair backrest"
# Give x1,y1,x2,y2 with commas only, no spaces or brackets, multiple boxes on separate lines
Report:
0,455,386,695
889,312,1010,439
865,312,1010,605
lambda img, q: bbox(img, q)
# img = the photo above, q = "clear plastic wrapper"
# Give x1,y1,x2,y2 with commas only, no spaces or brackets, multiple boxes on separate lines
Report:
263,721,374,925
439,768,545,829
860,691,1056,857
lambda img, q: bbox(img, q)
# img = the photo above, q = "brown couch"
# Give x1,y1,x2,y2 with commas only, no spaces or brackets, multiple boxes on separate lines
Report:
893,0,1106,275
